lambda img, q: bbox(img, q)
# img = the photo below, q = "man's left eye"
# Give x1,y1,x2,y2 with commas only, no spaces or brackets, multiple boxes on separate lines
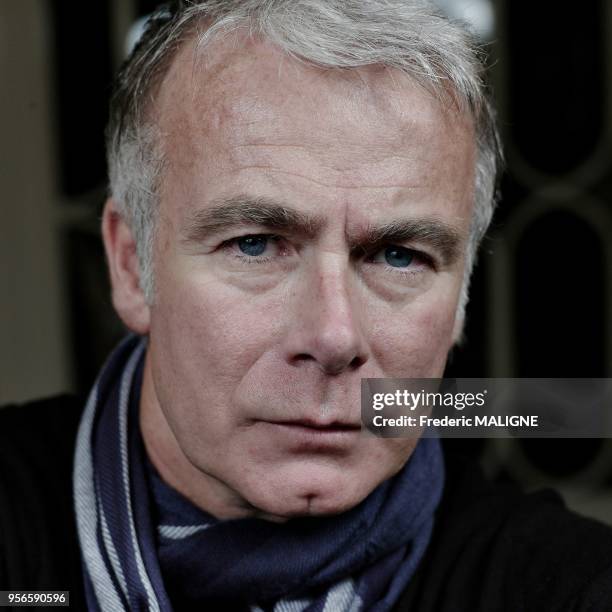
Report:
236,235,271,256
372,245,416,268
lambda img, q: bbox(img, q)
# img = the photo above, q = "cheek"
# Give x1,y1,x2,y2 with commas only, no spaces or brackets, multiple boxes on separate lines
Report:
147,269,287,444
152,267,282,377
364,436,417,472
370,288,459,378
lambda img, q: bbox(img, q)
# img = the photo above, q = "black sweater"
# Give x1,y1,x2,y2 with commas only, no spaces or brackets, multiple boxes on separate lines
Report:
2,395,612,611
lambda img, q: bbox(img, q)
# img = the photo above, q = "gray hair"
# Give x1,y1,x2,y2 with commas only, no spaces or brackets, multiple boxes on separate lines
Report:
107,0,502,328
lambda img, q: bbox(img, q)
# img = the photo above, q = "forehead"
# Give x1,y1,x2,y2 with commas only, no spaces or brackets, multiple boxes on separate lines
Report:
154,32,476,222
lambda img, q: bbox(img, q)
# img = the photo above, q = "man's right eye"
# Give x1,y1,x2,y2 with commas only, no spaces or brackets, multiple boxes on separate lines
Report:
220,234,287,262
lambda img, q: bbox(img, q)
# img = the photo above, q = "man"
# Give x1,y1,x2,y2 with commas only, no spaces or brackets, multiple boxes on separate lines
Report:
2,1,612,610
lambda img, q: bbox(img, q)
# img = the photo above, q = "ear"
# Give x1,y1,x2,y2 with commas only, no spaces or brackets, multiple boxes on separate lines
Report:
101,198,151,334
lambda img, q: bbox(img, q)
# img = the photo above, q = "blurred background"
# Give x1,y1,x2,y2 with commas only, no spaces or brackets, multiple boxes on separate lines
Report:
1,1,611,520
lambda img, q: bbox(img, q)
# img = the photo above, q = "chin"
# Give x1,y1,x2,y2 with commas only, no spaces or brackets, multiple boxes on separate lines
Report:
241,463,381,519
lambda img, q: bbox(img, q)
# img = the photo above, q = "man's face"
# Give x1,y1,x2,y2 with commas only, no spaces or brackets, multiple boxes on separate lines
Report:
142,37,476,518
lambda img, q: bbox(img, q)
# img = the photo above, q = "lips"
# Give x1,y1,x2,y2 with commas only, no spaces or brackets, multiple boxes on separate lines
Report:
267,419,361,432
260,418,362,453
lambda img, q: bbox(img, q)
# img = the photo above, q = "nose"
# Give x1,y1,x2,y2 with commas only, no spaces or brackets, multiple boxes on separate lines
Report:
284,258,369,375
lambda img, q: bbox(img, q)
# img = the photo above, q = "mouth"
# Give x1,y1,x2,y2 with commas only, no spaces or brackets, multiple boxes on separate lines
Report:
268,419,362,432
261,419,362,452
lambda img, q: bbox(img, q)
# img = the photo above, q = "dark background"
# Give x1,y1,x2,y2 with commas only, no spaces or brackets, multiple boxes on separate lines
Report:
1,1,611,521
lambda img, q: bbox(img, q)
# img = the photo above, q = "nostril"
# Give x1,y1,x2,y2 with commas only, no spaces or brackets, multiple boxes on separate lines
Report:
323,354,366,375
293,353,316,364
290,353,366,373
348,355,365,370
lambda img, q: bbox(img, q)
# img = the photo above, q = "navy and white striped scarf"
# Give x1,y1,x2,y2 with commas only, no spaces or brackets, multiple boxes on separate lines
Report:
74,335,444,611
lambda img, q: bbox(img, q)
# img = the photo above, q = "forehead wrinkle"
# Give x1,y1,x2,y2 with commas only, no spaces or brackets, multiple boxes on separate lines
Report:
238,164,427,191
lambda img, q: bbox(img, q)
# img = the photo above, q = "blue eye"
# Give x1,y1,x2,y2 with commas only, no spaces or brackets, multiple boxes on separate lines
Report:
237,235,268,256
384,246,414,268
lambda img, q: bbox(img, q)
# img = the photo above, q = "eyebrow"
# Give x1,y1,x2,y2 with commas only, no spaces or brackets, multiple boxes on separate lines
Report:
181,196,324,243
349,219,464,266
181,195,464,266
